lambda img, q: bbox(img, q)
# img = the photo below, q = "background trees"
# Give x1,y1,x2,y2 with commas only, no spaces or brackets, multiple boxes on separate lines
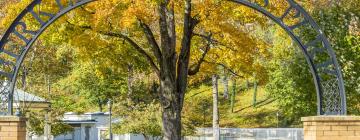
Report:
0,0,359,138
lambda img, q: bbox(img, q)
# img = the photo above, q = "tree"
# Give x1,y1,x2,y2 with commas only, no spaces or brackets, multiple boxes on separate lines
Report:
0,0,278,138
88,1,269,139
57,62,127,112
311,0,360,115
27,111,73,137
230,78,236,113
253,77,258,108
222,70,229,99
265,0,360,126
113,102,162,140
182,85,212,131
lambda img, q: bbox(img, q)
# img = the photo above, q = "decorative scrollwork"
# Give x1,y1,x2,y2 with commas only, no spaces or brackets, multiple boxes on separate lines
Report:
0,81,10,115
322,78,342,115
0,0,95,115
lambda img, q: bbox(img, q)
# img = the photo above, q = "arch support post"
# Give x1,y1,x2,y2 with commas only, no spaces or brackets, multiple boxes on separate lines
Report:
0,116,27,140
302,116,360,140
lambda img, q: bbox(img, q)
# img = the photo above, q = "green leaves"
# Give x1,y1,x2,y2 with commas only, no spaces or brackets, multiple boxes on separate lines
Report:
113,102,162,137
57,62,127,112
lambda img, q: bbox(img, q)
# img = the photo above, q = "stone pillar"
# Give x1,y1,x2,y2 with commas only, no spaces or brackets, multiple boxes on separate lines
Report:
302,116,360,140
0,116,26,140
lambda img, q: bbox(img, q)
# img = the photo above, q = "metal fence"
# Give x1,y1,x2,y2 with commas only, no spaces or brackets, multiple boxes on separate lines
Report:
28,128,303,140
184,128,303,140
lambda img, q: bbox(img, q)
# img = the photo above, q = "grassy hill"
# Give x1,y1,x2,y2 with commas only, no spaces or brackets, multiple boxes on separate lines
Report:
183,82,279,128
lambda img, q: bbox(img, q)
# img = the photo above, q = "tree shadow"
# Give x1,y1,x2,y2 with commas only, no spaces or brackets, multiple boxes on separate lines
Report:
234,97,276,113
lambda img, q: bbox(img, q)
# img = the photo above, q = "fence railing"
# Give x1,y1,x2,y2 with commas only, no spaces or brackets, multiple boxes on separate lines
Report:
28,128,304,140
184,128,304,140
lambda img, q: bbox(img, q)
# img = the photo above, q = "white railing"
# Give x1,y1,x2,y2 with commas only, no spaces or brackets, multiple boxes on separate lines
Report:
28,128,303,140
184,128,303,140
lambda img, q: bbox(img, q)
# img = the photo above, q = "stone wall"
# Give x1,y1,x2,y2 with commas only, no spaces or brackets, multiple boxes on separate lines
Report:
302,116,360,140
0,116,26,140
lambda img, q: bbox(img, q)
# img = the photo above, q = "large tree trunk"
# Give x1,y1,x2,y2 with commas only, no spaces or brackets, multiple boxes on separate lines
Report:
160,74,182,140
158,0,195,139
162,106,182,140
212,75,220,140
142,134,150,140
101,1,200,139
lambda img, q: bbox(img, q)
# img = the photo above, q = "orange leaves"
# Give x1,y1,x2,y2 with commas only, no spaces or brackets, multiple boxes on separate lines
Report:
88,0,158,31
123,0,157,22
0,0,31,30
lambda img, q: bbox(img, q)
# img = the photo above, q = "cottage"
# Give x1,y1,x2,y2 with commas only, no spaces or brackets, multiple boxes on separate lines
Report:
55,112,113,140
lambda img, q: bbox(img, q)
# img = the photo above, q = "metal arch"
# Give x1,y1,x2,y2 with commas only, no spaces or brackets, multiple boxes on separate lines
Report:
0,0,346,116
229,0,346,115
230,0,324,115
0,0,96,115
288,0,346,115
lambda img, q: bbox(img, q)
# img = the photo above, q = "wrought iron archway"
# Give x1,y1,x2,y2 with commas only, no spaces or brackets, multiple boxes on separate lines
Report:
0,0,346,116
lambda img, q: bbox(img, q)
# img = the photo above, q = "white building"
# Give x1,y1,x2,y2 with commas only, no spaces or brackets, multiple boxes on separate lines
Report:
55,112,113,140
29,112,157,140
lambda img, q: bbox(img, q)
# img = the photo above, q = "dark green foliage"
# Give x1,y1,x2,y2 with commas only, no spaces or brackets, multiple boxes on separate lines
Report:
312,1,360,115
27,111,73,136
266,54,317,126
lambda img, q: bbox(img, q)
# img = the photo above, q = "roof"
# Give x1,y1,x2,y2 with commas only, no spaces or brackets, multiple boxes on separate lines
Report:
63,120,97,124
1,81,47,103
13,89,47,103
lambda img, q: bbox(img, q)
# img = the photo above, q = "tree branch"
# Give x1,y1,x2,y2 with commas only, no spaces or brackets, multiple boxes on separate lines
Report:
158,2,172,52
64,21,161,76
187,33,215,75
99,31,160,76
65,20,91,30
188,44,210,76
80,6,95,14
193,33,220,45
177,0,200,110
138,20,162,63
167,2,176,49
204,60,244,78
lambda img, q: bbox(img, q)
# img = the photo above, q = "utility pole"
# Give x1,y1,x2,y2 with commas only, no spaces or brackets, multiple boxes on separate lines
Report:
277,112,279,128
212,75,220,140
44,75,52,140
108,99,113,140
44,105,52,140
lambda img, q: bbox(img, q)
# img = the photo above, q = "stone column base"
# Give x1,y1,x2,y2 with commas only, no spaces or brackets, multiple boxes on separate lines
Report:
302,116,360,140
0,116,26,140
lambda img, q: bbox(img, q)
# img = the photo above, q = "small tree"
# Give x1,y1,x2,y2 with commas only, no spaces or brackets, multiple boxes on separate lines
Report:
114,103,162,140
230,78,236,113
222,72,229,99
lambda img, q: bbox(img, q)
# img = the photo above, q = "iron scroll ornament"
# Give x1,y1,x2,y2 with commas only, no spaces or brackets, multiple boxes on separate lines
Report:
0,0,346,115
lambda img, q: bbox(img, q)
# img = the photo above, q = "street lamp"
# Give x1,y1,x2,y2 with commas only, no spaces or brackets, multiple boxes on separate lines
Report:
276,112,279,128
107,99,113,140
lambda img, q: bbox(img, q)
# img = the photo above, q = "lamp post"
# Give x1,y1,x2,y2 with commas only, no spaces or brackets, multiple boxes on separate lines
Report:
276,112,279,128
108,99,113,140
